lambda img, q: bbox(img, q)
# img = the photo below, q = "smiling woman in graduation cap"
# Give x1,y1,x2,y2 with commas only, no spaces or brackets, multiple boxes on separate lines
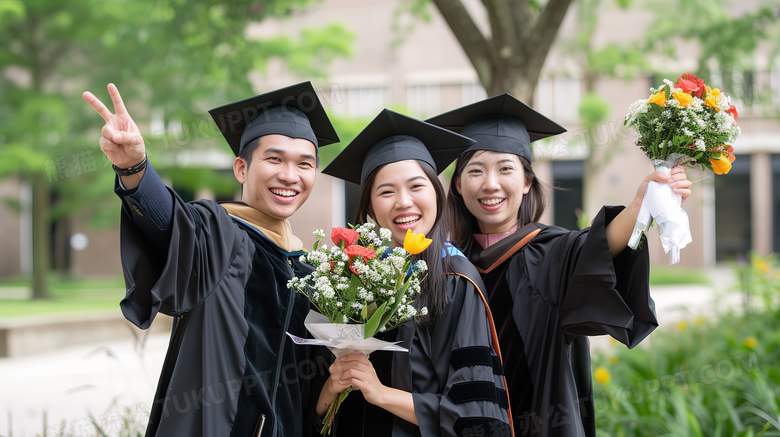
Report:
83,82,339,437
311,110,514,437
427,94,692,437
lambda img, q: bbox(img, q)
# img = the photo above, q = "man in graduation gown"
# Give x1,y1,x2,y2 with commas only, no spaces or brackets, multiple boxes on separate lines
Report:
82,82,339,437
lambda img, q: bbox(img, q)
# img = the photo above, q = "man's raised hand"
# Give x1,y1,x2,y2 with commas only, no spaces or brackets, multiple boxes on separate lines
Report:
82,83,146,169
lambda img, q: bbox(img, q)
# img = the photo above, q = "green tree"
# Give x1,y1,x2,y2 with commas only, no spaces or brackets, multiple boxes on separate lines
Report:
0,0,353,298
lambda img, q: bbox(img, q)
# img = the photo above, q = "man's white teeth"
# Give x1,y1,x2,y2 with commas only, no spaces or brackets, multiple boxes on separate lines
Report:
480,198,505,206
271,189,297,197
394,215,421,224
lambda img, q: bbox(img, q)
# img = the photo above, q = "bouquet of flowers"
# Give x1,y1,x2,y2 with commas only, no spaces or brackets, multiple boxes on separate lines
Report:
286,223,432,435
624,73,740,264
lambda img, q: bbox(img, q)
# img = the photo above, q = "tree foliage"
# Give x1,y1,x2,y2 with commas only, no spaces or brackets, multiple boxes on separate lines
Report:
0,0,353,295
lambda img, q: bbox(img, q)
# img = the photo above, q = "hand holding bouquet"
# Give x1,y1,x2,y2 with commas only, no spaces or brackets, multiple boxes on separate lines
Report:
624,74,740,264
287,223,432,434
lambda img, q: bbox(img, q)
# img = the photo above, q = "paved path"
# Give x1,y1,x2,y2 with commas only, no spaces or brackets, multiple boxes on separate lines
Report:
0,271,741,436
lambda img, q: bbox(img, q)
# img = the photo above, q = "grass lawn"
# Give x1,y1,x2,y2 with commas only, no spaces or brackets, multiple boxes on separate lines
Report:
0,276,126,319
649,266,711,286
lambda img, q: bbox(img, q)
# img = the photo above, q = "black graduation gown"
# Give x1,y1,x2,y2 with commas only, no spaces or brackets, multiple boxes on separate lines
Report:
115,164,314,437
307,253,514,437
467,206,656,437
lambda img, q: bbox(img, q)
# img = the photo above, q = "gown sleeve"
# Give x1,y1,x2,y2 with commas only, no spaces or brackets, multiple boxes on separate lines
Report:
520,205,656,348
413,268,513,437
115,163,243,329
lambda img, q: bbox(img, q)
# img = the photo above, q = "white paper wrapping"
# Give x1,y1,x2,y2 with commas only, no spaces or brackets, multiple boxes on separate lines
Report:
627,159,692,265
286,310,408,358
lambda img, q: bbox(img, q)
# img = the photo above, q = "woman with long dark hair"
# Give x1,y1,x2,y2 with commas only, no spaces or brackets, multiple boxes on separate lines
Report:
308,109,514,437
427,94,691,437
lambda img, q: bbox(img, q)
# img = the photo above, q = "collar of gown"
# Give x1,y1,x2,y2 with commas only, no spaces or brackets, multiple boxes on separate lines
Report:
473,226,518,249
220,202,304,252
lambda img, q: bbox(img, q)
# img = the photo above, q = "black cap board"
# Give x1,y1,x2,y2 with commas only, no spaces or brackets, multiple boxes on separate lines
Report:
425,93,566,163
322,109,476,185
208,81,340,157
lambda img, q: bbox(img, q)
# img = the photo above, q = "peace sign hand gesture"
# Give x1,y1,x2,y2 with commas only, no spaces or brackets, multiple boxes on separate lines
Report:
82,83,146,169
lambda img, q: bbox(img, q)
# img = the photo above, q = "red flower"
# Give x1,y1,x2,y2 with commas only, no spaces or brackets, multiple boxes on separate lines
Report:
344,245,376,263
349,265,360,276
329,261,336,273
675,74,705,99
331,227,359,247
726,105,739,121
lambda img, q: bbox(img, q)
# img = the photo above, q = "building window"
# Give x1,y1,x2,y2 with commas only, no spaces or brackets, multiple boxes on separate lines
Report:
551,160,584,231
462,82,488,106
537,78,581,121
407,84,441,118
340,87,385,118
715,156,751,261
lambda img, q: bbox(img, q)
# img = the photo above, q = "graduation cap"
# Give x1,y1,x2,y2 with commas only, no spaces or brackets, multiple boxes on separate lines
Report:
425,93,566,163
208,81,340,157
322,109,476,185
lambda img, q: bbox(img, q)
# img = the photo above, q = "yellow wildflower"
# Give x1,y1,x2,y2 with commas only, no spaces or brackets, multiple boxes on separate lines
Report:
403,229,432,255
608,337,618,346
677,320,688,331
647,90,666,107
594,366,611,385
694,316,705,326
753,259,769,272
744,337,758,349
672,90,694,108
608,356,619,365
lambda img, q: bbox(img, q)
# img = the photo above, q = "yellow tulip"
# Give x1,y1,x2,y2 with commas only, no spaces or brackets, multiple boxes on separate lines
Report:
744,337,758,349
403,229,432,255
647,90,666,107
594,366,611,385
710,155,732,175
677,320,688,331
672,90,694,108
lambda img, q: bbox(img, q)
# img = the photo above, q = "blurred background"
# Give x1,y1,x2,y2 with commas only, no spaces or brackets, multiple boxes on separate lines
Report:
1,0,779,435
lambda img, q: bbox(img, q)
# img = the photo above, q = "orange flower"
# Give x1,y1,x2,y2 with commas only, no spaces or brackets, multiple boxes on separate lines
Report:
331,227,359,247
672,90,694,108
726,104,739,121
344,245,376,263
676,73,705,98
710,154,732,175
647,90,666,107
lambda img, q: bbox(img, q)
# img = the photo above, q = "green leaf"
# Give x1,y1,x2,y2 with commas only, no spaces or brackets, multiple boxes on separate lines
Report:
755,422,771,437
363,301,387,338
312,240,319,252
360,302,368,321
346,274,362,301
378,280,413,330
365,302,378,319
